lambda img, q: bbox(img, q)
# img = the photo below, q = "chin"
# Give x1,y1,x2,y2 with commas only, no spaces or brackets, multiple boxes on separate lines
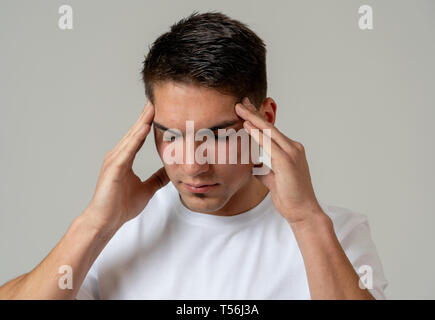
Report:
180,192,229,213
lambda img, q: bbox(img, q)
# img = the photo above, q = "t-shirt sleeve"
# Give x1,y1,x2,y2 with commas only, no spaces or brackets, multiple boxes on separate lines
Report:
324,205,389,300
75,262,100,300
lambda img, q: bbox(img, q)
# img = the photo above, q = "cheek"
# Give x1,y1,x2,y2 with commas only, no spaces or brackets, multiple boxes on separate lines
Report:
155,141,163,157
154,135,178,176
217,137,254,187
215,136,254,165
154,132,171,159
213,162,252,187
154,131,162,153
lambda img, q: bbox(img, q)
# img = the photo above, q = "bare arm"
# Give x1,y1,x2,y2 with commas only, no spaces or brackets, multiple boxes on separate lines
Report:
0,101,168,299
236,97,374,299
289,212,375,300
0,209,118,299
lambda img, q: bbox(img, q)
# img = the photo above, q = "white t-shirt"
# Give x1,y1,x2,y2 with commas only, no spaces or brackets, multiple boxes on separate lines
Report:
76,182,388,300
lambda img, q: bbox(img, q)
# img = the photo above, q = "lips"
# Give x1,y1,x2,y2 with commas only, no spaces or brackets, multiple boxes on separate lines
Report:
185,183,215,188
183,182,219,193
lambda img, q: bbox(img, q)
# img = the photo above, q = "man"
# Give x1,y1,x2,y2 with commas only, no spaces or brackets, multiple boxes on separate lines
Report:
0,11,388,300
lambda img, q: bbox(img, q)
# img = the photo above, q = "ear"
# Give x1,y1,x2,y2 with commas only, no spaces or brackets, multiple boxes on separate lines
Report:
259,97,277,125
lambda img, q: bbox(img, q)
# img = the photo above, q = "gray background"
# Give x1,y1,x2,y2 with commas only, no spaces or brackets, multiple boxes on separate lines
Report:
1,0,434,299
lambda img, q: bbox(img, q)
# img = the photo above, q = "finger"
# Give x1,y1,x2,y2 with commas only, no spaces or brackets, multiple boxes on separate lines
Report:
109,102,155,166
111,102,154,158
115,122,152,166
114,101,153,152
244,120,288,165
142,101,155,125
235,98,296,154
254,165,275,190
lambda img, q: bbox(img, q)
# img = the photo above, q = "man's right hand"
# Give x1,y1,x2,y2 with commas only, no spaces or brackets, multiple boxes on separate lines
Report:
0,101,169,300
82,100,169,232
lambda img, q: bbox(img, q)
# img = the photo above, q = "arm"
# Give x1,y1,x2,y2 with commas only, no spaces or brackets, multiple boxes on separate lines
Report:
235,96,374,299
289,211,374,299
0,209,118,300
0,101,168,300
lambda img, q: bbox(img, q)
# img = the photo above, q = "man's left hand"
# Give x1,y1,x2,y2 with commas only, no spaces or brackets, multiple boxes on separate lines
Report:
235,97,327,226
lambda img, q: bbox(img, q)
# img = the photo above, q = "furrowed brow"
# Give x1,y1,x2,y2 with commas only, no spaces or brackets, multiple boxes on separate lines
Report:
153,119,241,135
153,122,181,136
208,120,241,131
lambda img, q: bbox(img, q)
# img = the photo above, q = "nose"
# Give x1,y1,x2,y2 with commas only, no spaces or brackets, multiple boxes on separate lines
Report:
182,161,210,177
181,140,211,176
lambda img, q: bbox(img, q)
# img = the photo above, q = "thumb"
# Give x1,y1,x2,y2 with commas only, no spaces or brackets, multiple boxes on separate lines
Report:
142,167,170,196
253,164,275,190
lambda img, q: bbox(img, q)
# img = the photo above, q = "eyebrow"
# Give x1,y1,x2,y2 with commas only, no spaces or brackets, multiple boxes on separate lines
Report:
153,120,241,134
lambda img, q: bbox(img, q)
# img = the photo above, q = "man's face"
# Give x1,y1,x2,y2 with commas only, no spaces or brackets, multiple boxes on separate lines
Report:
152,81,257,213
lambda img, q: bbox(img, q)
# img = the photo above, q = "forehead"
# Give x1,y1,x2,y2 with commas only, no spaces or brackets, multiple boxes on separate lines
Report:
153,81,241,129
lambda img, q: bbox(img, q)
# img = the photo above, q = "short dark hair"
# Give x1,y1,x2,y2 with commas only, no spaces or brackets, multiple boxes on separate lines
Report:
141,11,267,109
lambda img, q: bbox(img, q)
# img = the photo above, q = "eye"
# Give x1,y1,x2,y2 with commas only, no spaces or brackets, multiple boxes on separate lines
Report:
214,132,229,141
216,134,234,142
218,136,228,141
165,135,181,143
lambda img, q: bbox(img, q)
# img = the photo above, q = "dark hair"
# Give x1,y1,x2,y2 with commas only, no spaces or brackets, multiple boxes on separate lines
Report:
141,11,267,109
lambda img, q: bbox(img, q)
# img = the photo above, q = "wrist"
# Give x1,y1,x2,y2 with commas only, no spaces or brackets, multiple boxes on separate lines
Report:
76,208,122,241
287,209,334,236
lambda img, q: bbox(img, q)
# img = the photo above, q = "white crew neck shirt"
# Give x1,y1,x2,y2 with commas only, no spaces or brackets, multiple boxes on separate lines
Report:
76,182,388,300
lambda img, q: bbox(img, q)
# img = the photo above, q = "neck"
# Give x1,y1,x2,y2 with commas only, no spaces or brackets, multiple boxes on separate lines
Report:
209,176,269,216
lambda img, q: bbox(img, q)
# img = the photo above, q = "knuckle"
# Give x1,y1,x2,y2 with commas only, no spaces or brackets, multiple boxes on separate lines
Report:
138,125,148,137
111,157,126,170
280,152,292,163
134,124,148,138
106,162,125,179
102,154,113,167
104,150,113,160
294,141,305,152
104,152,124,169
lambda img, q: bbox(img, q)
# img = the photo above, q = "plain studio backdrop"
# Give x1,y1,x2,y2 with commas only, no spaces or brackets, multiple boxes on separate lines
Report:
0,0,434,299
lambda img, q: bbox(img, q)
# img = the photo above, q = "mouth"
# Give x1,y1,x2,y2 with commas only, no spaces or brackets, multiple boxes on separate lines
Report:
183,182,219,194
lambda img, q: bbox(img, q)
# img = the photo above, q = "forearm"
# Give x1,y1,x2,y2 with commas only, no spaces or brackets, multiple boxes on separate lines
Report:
0,209,119,300
288,211,374,300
